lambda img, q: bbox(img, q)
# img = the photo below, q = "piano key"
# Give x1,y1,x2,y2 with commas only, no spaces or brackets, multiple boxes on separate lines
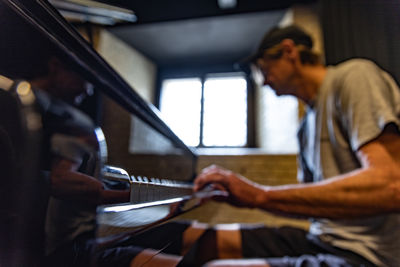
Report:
127,175,194,204
130,175,141,203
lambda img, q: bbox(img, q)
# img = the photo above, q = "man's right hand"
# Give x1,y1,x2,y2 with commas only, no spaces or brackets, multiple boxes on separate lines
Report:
194,165,266,209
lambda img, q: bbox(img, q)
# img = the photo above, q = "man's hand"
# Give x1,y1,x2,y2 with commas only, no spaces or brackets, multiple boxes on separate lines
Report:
50,158,130,205
194,165,265,208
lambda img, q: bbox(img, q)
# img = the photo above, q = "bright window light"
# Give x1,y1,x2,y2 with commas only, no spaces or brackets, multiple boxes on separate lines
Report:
159,74,248,147
203,75,247,146
159,78,202,147
260,85,299,153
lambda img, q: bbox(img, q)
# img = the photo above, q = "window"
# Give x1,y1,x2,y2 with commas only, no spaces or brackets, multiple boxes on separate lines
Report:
159,78,202,146
159,73,248,147
251,64,299,154
258,85,299,154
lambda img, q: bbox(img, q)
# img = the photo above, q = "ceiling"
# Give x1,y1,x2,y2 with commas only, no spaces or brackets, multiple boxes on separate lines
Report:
109,10,286,68
75,0,317,68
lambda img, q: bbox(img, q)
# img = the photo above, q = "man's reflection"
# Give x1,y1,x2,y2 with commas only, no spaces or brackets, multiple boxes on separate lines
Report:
30,56,129,267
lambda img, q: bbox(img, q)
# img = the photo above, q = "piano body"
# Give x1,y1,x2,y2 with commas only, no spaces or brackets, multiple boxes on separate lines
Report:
0,0,219,265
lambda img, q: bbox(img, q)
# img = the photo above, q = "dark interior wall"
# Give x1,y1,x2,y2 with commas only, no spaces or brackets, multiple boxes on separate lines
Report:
321,0,400,82
101,95,195,181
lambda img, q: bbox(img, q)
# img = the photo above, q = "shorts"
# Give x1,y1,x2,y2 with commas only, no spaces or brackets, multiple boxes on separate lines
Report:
238,225,374,267
93,222,375,267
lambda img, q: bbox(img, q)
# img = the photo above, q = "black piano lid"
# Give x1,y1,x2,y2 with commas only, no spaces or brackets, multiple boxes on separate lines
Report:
0,0,196,160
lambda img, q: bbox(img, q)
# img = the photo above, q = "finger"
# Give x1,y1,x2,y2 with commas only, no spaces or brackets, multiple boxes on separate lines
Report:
198,188,229,205
194,171,217,189
201,164,220,174
194,171,228,192
211,193,229,203
210,183,227,192
193,175,211,191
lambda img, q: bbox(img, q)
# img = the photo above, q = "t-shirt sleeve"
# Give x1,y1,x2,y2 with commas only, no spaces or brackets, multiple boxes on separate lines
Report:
337,61,400,151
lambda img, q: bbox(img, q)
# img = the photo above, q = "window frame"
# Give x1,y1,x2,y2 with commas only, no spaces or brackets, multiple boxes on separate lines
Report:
156,66,255,148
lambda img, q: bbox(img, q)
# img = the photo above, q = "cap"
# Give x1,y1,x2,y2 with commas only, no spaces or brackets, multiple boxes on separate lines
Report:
247,25,313,63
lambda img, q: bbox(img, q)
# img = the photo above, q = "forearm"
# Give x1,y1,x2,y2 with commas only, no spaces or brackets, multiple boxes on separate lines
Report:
51,169,129,205
196,132,400,219
100,189,130,204
258,167,400,219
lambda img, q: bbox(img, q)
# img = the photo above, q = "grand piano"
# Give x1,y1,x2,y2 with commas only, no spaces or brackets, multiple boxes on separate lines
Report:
0,0,223,266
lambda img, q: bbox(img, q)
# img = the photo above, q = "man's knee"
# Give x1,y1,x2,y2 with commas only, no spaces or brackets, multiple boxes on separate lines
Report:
214,224,242,259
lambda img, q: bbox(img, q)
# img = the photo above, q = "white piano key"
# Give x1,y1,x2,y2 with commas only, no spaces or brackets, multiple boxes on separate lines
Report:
129,175,194,204
130,175,141,203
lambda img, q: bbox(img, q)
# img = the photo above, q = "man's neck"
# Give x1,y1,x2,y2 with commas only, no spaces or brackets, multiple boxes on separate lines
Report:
297,64,327,106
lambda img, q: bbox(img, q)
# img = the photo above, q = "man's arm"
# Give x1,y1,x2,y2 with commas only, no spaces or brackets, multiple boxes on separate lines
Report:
194,126,400,219
50,158,130,205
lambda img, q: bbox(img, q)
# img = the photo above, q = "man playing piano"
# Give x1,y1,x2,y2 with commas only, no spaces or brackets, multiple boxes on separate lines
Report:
99,25,400,267
31,26,400,267
190,25,400,267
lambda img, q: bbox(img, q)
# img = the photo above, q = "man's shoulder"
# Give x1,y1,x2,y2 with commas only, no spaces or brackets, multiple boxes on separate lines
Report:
327,58,382,86
321,59,382,100
333,58,379,73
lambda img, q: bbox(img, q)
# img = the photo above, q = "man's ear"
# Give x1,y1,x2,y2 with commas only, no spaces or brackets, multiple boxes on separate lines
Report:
280,39,297,61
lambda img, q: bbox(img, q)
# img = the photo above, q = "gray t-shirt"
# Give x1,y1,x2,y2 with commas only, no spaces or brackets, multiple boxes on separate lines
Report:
298,59,400,267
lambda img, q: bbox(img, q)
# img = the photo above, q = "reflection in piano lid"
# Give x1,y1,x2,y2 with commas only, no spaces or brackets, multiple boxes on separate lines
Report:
0,0,203,261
